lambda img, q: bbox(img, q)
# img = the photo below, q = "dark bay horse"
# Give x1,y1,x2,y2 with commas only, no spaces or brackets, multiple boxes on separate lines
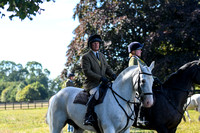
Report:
133,60,200,133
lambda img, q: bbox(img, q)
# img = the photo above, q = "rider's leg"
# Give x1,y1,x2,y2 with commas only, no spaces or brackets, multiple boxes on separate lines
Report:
83,94,97,126
137,105,149,126
83,82,108,126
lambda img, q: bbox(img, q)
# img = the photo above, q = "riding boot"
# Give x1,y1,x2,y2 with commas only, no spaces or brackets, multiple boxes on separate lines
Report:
137,106,149,127
83,94,97,126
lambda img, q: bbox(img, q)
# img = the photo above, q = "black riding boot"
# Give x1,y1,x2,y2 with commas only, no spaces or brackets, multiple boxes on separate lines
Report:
83,95,97,126
137,106,149,127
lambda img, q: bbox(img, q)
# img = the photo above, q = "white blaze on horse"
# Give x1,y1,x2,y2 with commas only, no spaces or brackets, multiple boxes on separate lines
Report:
46,61,155,133
184,94,200,122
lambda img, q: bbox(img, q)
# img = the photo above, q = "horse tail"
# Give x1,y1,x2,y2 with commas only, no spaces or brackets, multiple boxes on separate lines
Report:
46,95,56,131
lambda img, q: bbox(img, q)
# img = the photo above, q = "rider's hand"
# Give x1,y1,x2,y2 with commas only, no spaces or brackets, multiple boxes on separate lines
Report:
111,74,117,80
100,77,109,84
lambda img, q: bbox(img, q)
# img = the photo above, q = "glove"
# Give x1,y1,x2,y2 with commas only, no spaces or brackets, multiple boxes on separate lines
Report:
111,74,117,80
100,77,109,84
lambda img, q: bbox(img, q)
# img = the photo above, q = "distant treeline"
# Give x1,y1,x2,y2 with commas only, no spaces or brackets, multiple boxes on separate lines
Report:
0,60,63,102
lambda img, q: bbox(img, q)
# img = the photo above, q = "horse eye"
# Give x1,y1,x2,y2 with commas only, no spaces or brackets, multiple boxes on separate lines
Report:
141,79,146,84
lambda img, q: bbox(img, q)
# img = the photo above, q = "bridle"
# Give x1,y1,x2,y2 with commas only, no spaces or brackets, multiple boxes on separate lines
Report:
137,72,154,97
109,71,153,132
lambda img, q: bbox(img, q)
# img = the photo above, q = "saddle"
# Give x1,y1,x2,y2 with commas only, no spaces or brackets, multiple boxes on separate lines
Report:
73,87,108,105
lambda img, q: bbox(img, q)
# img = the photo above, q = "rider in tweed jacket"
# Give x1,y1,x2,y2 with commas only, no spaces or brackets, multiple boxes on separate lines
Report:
81,34,116,126
81,49,114,91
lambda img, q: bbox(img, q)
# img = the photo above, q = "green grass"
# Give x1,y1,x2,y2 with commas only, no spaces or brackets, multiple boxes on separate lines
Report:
0,108,50,133
0,108,199,133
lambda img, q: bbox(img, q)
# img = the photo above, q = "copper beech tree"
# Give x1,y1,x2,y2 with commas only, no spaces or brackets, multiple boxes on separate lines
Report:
65,0,200,86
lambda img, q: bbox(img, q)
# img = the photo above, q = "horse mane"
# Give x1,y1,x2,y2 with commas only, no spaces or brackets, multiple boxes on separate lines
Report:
115,65,138,82
163,60,199,87
115,64,151,83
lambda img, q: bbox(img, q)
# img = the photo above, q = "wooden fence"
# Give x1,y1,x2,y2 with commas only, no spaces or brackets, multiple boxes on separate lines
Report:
0,100,49,110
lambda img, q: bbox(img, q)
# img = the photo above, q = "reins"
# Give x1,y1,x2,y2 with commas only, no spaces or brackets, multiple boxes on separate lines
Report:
108,71,154,132
109,83,135,132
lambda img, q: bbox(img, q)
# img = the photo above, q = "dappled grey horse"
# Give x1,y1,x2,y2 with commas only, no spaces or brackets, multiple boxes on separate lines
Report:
183,94,200,122
46,61,155,133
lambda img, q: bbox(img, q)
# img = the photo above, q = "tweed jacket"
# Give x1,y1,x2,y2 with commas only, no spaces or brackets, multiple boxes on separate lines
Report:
81,50,114,90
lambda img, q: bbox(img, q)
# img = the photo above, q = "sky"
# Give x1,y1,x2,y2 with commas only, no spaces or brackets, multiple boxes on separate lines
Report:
0,0,79,79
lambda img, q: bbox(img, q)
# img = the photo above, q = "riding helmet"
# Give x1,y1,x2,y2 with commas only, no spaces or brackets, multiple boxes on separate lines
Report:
128,42,144,53
67,72,75,78
87,34,102,48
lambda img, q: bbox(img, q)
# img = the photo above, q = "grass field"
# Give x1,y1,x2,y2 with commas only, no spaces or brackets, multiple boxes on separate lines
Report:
0,108,199,133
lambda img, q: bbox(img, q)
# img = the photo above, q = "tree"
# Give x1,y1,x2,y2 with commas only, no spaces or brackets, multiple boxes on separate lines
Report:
16,81,48,102
0,60,50,88
142,0,200,80
48,76,63,96
0,82,19,102
0,60,28,82
0,0,55,20
65,0,200,84
25,61,50,88
0,60,51,101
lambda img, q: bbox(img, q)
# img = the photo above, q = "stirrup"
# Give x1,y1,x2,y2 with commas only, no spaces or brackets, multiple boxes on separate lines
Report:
83,115,95,126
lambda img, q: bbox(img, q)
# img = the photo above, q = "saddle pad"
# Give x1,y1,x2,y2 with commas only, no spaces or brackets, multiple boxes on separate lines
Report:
73,87,108,105
73,90,90,105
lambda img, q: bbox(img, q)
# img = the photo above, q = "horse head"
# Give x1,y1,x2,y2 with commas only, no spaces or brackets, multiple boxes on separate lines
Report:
192,60,200,84
136,61,155,108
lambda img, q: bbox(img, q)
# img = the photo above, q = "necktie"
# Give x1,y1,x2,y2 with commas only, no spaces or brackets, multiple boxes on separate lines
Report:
96,53,99,60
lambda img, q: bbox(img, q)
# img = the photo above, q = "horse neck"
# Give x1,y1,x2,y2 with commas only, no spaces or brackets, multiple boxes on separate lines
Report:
163,77,192,111
164,87,188,112
112,75,136,102
164,75,192,91
163,71,194,111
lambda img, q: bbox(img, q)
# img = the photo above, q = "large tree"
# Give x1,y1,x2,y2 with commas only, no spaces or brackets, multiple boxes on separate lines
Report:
66,0,200,85
0,0,55,20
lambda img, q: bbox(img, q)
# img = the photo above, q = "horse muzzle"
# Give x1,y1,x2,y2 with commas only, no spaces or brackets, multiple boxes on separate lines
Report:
141,93,154,108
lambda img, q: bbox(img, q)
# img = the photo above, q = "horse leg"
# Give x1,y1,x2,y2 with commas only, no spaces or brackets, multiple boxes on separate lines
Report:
51,111,67,133
47,104,67,133
73,128,84,133
101,125,115,133
123,128,130,133
169,128,177,133
185,110,191,122
156,126,169,133
103,128,115,133
182,114,186,122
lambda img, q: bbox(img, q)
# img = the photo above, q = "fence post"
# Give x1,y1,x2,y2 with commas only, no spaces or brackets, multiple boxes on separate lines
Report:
4,102,6,110
28,102,29,109
13,102,14,110
20,102,22,109
34,101,36,108
41,101,43,108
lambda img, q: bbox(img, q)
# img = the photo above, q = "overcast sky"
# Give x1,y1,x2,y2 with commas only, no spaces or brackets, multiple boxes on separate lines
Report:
0,0,79,79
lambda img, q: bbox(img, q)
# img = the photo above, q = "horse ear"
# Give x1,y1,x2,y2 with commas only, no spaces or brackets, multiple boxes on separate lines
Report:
149,61,155,71
137,60,142,72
